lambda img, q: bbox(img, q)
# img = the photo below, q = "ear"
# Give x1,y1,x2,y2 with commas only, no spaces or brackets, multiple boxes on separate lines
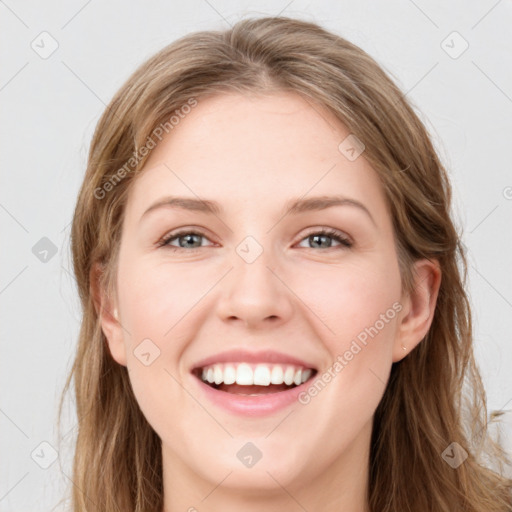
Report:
90,262,127,366
393,258,441,362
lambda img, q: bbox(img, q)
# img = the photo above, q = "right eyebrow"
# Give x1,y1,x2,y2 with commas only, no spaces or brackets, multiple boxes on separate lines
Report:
141,196,222,220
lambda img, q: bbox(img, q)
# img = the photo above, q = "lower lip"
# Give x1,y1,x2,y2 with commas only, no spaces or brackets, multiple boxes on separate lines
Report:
191,374,313,417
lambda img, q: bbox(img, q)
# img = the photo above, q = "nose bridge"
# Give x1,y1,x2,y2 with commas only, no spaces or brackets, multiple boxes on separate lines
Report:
232,233,279,298
237,242,272,285
216,233,293,325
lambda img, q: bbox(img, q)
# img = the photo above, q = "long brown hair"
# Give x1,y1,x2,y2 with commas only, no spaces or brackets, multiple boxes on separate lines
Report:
58,16,512,511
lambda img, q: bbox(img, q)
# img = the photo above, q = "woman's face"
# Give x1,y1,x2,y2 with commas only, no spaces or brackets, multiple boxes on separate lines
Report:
101,91,435,507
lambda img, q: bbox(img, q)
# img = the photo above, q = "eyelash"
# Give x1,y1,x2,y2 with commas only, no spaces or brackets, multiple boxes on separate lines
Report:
157,227,353,252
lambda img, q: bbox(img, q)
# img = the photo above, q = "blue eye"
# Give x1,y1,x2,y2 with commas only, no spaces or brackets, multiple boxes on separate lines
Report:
297,228,353,249
158,230,209,251
158,228,353,251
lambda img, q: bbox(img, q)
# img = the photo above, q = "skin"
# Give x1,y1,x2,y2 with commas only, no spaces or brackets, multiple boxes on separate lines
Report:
94,91,441,511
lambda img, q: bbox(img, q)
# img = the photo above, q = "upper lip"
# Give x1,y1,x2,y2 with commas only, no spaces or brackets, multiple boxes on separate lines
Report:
190,349,318,371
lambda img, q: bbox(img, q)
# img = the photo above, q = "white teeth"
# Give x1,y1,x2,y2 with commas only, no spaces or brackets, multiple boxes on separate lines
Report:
198,362,314,386
270,365,284,384
301,369,312,383
223,365,236,385
236,363,253,385
253,365,271,386
283,366,295,385
214,365,223,385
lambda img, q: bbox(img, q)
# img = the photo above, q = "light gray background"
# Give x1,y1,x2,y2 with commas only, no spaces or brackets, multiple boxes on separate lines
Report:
1,1,511,510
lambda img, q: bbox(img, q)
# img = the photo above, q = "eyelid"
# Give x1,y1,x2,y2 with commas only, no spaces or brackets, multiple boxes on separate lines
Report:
299,226,353,246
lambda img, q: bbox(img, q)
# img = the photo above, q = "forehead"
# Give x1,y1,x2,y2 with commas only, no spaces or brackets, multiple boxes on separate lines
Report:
124,91,388,223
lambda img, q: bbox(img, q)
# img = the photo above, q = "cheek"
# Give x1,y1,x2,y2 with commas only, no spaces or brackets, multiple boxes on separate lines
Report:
295,264,401,424
290,255,402,416
290,255,402,346
114,260,198,436
115,255,215,383
117,256,210,338
302,259,402,396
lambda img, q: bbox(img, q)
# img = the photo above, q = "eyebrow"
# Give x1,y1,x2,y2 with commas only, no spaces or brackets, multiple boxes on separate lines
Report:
140,194,376,226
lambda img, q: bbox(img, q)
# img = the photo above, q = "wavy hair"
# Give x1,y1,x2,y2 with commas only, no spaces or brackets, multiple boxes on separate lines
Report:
58,15,512,511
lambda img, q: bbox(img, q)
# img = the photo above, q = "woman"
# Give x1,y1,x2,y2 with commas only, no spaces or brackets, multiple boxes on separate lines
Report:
59,16,512,511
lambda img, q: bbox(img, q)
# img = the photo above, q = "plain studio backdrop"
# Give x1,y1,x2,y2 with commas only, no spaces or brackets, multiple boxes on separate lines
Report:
1,1,511,510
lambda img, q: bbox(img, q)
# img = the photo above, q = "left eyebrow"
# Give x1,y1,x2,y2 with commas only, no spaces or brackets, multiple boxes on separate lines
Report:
140,194,376,227
282,195,376,227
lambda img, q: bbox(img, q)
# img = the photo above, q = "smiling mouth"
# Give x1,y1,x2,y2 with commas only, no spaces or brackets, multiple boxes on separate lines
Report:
191,364,318,396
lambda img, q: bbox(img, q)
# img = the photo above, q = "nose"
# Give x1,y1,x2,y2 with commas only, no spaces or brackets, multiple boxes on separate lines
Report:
215,245,294,329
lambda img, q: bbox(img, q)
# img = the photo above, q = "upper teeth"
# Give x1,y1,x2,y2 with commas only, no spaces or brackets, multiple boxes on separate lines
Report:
200,363,313,386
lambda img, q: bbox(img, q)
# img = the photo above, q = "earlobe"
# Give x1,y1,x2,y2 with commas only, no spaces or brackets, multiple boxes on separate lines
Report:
90,262,127,367
393,259,441,362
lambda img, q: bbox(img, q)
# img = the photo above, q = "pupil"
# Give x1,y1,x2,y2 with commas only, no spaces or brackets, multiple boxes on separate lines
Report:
181,234,200,248
310,234,331,248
